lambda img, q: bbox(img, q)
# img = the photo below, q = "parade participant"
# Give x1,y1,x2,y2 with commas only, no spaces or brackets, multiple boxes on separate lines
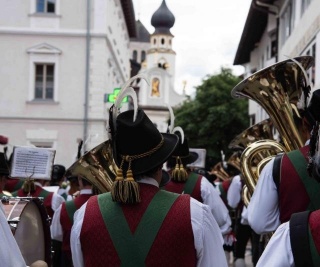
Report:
71,104,227,266
256,122,320,267
248,89,320,234
228,172,260,267
11,177,65,220
0,152,10,197
65,175,80,200
51,164,68,200
164,132,231,236
51,175,94,267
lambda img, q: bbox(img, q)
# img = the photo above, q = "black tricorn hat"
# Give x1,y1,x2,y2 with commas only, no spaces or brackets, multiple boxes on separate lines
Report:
170,136,198,166
305,89,320,124
114,109,178,175
0,152,9,176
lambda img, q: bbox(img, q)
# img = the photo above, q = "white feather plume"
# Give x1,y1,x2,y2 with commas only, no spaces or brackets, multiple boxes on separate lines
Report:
172,126,184,144
112,73,149,126
166,103,175,134
284,55,311,110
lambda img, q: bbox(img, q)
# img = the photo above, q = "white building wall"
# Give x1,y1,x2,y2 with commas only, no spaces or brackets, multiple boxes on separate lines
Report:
0,0,133,167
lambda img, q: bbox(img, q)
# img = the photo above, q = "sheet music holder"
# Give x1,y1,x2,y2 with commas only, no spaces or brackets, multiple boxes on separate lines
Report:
10,146,56,180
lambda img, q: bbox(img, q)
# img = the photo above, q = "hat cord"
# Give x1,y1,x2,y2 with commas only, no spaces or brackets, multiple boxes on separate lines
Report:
111,137,164,204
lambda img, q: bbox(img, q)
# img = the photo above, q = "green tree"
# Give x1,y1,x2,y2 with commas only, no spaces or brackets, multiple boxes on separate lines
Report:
174,67,249,166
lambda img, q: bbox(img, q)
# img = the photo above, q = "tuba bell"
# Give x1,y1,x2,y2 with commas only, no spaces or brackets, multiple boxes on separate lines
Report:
231,56,314,204
65,140,117,193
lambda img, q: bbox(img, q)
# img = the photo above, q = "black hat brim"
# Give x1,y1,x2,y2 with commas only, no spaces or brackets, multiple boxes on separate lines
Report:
118,133,179,175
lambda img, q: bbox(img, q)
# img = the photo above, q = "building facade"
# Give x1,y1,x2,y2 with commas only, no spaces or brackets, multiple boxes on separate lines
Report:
234,0,319,125
0,0,136,167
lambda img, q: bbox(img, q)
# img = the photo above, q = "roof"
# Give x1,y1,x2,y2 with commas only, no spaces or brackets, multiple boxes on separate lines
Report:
120,0,137,38
233,0,275,65
131,20,150,42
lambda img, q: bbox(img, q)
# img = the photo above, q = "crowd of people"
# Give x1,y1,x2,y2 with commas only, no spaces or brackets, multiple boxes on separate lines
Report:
1,57,320,267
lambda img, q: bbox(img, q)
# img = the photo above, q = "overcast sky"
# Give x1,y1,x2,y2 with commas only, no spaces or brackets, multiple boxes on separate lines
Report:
132,0,252,95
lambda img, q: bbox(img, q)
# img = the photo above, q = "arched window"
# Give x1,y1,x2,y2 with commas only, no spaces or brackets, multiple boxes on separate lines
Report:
141,51,146,62
161,38,165,45
153,38,156,45
132,50,137,61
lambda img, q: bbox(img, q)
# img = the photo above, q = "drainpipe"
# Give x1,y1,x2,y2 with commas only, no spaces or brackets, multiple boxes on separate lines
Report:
253,0,279,61
83,0,91,152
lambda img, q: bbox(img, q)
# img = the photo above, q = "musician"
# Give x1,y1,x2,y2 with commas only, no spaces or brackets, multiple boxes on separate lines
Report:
0,152,10,197
247,89,320,234
51,164,68,200
51,175,94,267
227,172,260,267
164,132,232,237
256,123,320,267
11,178,65,220
71,107,227,266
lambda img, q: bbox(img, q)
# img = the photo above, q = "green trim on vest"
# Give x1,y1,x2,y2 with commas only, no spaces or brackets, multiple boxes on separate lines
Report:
183,172,199,195
308,227,320,267
38,189,51,199
98,190,179,266
287,150,320,210
65,201,77,223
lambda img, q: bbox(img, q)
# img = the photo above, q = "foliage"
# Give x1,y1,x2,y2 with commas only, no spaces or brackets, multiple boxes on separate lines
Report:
173,67,249,167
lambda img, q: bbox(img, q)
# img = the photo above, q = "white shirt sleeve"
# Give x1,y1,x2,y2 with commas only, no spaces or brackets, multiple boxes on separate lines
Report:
247,158,280,234
227,175,241,208
201,177,231,235
0,204,26,267
51,204,63,241
51,193,65,211
256,222,294,267
71,202,87,267
191,198,228,267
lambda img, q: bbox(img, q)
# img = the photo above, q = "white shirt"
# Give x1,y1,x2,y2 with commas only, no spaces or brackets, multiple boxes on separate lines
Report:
0,203,26,267
200,176,232,235
256,221,294,267
227,175,249,225
51,189,93,241
247,158,281,234
34,182,65,212
71,178,228,267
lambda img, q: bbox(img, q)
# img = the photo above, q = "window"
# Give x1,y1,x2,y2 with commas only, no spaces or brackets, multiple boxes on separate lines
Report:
301,0,312,17
36,0,55,13
132,50,137,61
161,38,165,45
280,2,295,45
141,51,146,62
35,64,54,100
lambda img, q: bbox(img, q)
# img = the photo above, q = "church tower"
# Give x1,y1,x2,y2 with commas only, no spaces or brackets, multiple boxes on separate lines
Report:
148,0,176,78
135,0,185,132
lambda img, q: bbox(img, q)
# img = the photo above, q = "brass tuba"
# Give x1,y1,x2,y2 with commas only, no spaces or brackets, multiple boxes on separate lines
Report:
65,140,117,193
231,56,314,204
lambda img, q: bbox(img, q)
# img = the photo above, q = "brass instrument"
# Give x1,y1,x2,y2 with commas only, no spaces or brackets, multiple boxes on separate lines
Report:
65,140,117,193
211,162,230,181
231,56,314,205
228,118,277,205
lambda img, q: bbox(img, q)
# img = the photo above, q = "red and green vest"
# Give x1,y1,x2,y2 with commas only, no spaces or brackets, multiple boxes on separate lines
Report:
290,209,320,267
164,172,202,202
60,193,93,259
278,145,320,223
80,183,196,267
12,186,54,218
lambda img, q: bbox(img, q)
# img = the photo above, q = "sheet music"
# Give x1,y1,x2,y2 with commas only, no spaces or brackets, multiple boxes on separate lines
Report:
188,148,207,168
10,146,56,180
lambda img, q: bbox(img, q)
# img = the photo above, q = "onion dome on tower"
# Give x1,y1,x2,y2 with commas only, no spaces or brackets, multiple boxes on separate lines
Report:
151,0,175,35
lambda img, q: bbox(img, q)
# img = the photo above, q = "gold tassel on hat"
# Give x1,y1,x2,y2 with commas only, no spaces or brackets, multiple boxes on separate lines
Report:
22,179,36,195
111,137,164,204
111,157,140,204
172,157,188,182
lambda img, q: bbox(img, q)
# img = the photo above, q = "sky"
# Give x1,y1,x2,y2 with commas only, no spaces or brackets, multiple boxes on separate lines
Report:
132,0,252,95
